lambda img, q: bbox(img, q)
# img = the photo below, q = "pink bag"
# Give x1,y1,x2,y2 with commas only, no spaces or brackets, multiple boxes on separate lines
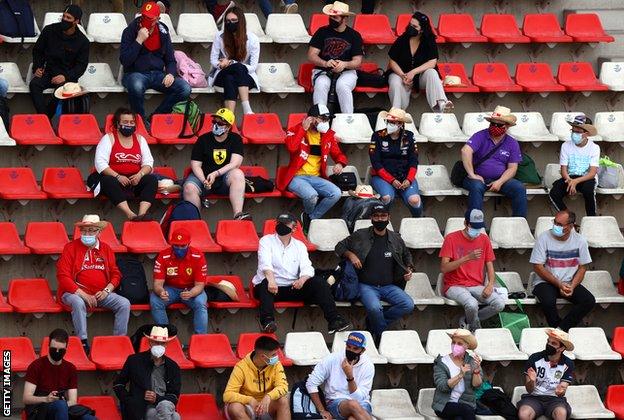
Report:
174,50,208,88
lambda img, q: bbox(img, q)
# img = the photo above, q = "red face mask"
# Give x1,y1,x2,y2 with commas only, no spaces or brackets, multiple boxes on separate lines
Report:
488,124,507,138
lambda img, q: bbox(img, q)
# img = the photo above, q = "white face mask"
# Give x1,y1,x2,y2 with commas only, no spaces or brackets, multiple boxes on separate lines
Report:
386,122,400,134
150,345,165,358
316,121,330,134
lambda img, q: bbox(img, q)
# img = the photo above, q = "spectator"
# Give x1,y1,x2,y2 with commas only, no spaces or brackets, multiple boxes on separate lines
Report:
204,1,298,23
432,329,482,420
114,326,181,420
151,228,209,334
182,108,250,220
307,332,375,420
30,4,89,117
324,0,375,14
56,215,130,352
23,328,96,420
223,336,290,420
439,209,504,332
308,1,363,114
253,213,350,334
549,115,600,216
387,12,452,112
461,106,527,217
92,107,157,220
529,209,595,331
517,329,575,420
120,2,191,125
0,77,8,98
279,104,346,231
335,204,414,342
369,108,422,217
208,7,259,114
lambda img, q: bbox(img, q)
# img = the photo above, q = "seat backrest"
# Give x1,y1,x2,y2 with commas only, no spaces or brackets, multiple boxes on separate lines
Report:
284,332,330,362
438,14,479,36
242,113,285,137
489,217,535,246
0,62,27,89
78,63,118,89
8,278,56,304
515,62,557,84
582,271,618,297
495,272,525,293
600,62,624,85
579,216,624,244
558,62,600,83
438,62,472,85
508,112,550,136
461,111,491,136
534,216,554,238
565,13,608,37
418,113,464,137
42,167,87,192
265,14,310,40
543,163,561,189
481,14,522,36
331,113,374,140
404,273,436,300
416,165,455,192
473,62,514,85
307,219,350,251
176,13,218,39
309,14,329,35
416,389,437,417
523,14,565,37
297,62,314,92
256,63,298,89
371,389,418,417
177,394,221,420
594,111,624,137
0,167,40,191
86,13,128,38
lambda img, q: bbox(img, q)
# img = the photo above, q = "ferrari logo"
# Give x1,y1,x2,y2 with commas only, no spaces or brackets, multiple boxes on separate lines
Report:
145,4,152,10
213,149,227,165
177,235,182,240
186,268,193,275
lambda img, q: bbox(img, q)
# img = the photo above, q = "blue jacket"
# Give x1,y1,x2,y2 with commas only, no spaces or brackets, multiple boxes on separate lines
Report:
119,17,177,75
369,129,418,183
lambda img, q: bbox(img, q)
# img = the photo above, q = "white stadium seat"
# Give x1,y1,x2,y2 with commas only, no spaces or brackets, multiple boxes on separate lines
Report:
416,388,439,420
0,17,39,43
0,119,16,146
372,388,423,419
325,165,362,184
399,218,444,249
25,63,53,93
582,271,624,304
426,329,469,358
379,330,434,365
404,273,445,306
443,217,467,235
496,272,536,305
594,112,624,142
331,114,374,144
474,328,528,362
489,217,535,249
0,62,28,93
565,385,615,419
354,219,394,231
579,216,624,248
419,113,468,143
257,63,304,94
87,13,128,43
42,12,93,41
520,328,575,359
550,112,602,142
568,327,622,361
543,163,561,189
462,111,491,136
245,13,273,43
78,63,124,94
374,112,427,142
596,164,624,195
511,386,547,420
417,165,463,197
508,112,559,143
331,331,387,364
435,275,458,306
265,14,311,43
284,332,330,366
600,62,624,91
534,216,554,238
176,13,218,43
307,219,350,252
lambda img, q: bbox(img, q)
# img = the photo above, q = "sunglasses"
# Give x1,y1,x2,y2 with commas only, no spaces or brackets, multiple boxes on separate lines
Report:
490,122,506,128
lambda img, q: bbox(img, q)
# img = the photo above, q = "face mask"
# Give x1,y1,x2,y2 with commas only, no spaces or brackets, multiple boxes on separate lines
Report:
49,347,66,362
275,223,292,236
60,19,74,31
345,349,360,364
329,18,342,29
386,122,400,135
316,121,330,134
545,343,558,356
372,220,389,231
488,125,507,138
551,224,565,237
266,355,279,366
451,343,466,358
173,246,188,259
81,235,97,247
212,123,227,136
150,345,166,358
467,227,481,239
118,124,136,137
405,26,419,37
571,132,584,145
225,21,239,33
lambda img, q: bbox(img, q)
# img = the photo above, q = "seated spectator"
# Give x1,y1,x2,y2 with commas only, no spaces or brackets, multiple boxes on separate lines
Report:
335,204,414,342
208,7,259,114
279,104,346,231
307,332,374,420
182,108,250,219
73,0,123,13
529,209,595,331
308,1,363,114
114,326,181,420
223,336,290,420
92,107,157,220
204,1,298,23
23,328,96,420
439,209,504,332
369,108,422,217
432,329,482,420
151,228,209,334
517,329,575,420
549,115,600,216
324,0,375,14
461,106,527,217
30,4,89,117
388,12,452,112
0,77,7,98
120,2,191,125
57,215,130,352
253,213,350,334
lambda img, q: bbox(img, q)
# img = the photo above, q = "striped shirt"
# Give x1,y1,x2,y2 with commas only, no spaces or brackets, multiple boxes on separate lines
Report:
529,230,591,286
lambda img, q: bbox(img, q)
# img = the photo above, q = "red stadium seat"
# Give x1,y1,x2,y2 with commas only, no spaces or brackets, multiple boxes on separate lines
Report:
239,166,281,198
557,62,609,91
121,221,168,254
480,14,530,44
215,220,259,252
0,222,30,256
206,275,256,309
287,113,307,130
105,114,156,144
0,337,36,371
515,63,566,92
354,14,396,44
354,62,389,93
77,396,122,420
151,114,196,145
437,63,480,93
188,334,239,368
395,14,445,42
565,13,615,43
40,336,96,371
606,385,624,419
0,168,47,200
25,222,69,254
472,63,522,92
613,327,624,356
153,166,181,200
8,278,63,313
42,167,93,199
177,394,224,420
0,290,13,312
10,114,62,145
275,166,297,198
236,333,293,366
241,113,286,145
309,14,328,35
169,220,222,252
298,63,314,93
73,224,127,253
522,14,572,43
438,14,487,43
263,219,317,251
90,336,134,370
139,336,195,369
58,114,102,146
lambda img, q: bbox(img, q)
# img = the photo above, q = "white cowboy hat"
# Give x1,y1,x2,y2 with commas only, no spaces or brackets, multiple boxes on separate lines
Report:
144,326,176,343
546,328,575,351
54,82,88,100
210,280,239,302
379,107,413,124
484,105,517,126
74,214,107,229
322,1,355,16
443,75,467,87
566,114,598,137
447,328,478,350
348,185,379,199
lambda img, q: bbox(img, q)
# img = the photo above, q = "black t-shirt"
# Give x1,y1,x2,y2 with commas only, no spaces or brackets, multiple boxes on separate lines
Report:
388,34,439,74
360,232,394,286
190,132,244,177
309,25,364,63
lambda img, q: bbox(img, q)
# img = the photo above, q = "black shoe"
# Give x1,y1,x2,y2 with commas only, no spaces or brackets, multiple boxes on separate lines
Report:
81,339,90,355
260,319,277,333
234,211,252,221
300,211,311,232
328,318,351,335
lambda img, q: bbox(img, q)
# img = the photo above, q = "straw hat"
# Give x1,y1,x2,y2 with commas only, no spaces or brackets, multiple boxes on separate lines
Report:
484,105,517,126
210,280,239,301
567,114,598,137
443,75,467,87
348,185,379,199
322,1,355,16
379,107,412,124
546,328,574,351
447,328,478,350
54,82,87,100
75,214,107,229
144,326,176,343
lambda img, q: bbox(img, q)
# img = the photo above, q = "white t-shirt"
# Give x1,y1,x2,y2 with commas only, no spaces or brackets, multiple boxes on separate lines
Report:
559,140,600,177
442,355,465,403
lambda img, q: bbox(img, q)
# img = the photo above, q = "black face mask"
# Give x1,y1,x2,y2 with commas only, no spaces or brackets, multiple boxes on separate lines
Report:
60,19,74,31
225,21,239,33
345,349,360,364
405,26,419,37
275,223,292,236
118,124,136,137
329,18,342,29
49,347,66,362
545,343,558,356
372,220,389,231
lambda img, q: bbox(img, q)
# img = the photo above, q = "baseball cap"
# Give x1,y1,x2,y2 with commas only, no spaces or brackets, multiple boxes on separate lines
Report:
307,104,331,118
213,108,235,126
141,2,161,19
370,203,389,216
170,228,191,246
63,4,83,21
276,213,296,224
345,332,366,349
465,209,485,229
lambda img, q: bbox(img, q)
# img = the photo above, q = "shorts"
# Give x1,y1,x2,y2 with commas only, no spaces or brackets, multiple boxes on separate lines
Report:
326,399,372,420
184,172,230,196
224,403,271,420
517,394,571,419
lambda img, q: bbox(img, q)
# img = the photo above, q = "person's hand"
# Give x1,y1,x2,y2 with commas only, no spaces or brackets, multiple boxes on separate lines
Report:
526,367,537,382
292,278,307,290
348,253,362,269
466,249,483,261
555,383,567,397
331,60,346,73
566,178,577,195
302,116,314,131
77,290,97,308
162,74,174,88
560,282,573,298
136,27,150,44
326,59,338,69
482,284,493,299
460,363,471,375
472,354,482,369
400,180,411,190
34,68,44,78
45,391,60,403
333,163,343,175
256,395,271,416
180,289,192,300
129,172,143,186
268,279,278,294
117,175,131,187
94,289,110,302
248,398,259,410
341,358,354,377
319,409,333,420
403,267,413,282
144,390,157,403
468,173,485,183
487,179,503,193
51,74,66,85
205,172,217,188
159,289,169,301
392,179,402,189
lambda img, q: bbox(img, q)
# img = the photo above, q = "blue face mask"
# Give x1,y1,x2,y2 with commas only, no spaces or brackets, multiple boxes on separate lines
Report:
467,227,481,238
173,246,188,259
571,132,583,145
266,355,279,366
551,224,565,237
212,123,227,136
81,235,97,247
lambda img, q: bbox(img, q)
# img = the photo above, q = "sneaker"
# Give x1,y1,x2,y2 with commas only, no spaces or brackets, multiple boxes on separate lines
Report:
260,319,277,333
283,2,298,13
214,1,236,25
300,211,311,232
81,339,90,355
328,318,351,335
234,211,252,221
458,316,468,330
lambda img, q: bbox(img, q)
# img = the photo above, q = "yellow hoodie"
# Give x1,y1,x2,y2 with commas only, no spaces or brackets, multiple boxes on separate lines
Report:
223,352,289,404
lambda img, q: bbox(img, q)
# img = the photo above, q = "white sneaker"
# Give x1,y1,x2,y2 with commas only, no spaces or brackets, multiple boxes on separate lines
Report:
283,2,298,13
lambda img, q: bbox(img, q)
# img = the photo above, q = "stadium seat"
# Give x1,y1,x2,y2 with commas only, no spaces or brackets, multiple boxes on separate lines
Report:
284,332,330,366
263,220,316,251
0,289,12,312
297,62,314,92
244,13,272,43
274,166,297,198
188,334,238,368
472,63,523,93
25,222,69,254
0,17,39,43
600,62,624,91
77,396,121,420
520,328,575,359
543,163,561,189
353,219,394,231
399,218,444,249
374,111,427,141
257,63,304,94
0,337,36,371
105,114,156,144
90,335,134,370
309,13,329,35
325,165,362,189
515,63,566,93
178,394,224,420
176,13,218,43
534,216,554,238
237,333,292,366
0,62,29,93
437,62,480,93
462,112,491,136
42,12,92,41
435,275,459,306
7,278,63,313
331,114,374,144
0,168,47,200
10,114,62,145
42,167,93,199
526,272,563,302
480,14,530,44
489,217,535,249
395,14,445,42
332,331,387,364
155,14,182,43
151,114,196,145
594,111,624,142
426,329,467,357
416,388,440,420
139,336,195,369
565,13,615,43
565,385,615,419
0,118,15,146
508,112,559,142
437,14,487,43
73,224,127,253
580,216,624,248
353,14,396,44
550,112,603,141
241,113,286,144
557,62,609,92
417,165,463,197
206,275,256,310
40,336,96,370
58,114,103,146
606,385,624,420
474,328,528,362
215,220,259,253
86,13,128,43
569,327,622,361
286,113,307,130
582,271,624,304
308,219,350,252
78,63,123,94
497,272,536,305
169,220,221,253
265,14,311,43
443,217,472,236
372,388,424,419
522,14,572,43
121,221,168,254
379,330,434,364
418,113,468,143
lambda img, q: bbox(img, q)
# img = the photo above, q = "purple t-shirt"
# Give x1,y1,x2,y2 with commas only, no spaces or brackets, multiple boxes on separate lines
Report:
466,129,522,180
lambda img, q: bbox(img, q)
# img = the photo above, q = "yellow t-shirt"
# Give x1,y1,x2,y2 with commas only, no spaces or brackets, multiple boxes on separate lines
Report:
295,131,322,176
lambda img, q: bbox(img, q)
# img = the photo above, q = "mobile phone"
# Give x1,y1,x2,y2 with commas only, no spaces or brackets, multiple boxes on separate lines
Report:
57,390,66,400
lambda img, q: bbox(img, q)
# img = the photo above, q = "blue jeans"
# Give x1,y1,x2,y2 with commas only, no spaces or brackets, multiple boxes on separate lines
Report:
0,78,8,98
62,292,130,340
359,283,414,338
288,175,341,219
46,400,97,420
122,71,191,122
371,176,423,217
150,286,208,334
462,177,527,217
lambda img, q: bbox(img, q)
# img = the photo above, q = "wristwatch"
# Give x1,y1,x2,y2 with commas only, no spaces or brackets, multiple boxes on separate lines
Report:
104,287,112,294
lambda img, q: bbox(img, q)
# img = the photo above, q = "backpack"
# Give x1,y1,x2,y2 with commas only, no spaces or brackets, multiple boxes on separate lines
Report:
116,257,149,304
478,388,519,420
174,50,208,88
244,176,274,193
0,0,36,38
514,153,542,186
160,200,201,237
172,100,204,138
290,381,324,419
332,259,360,302
341,197,383,232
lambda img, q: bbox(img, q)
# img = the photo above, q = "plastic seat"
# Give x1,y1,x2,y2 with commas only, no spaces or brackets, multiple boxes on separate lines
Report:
600,62,624,91
418,113,468,143
461,111,491,136
472,63,522,93
0,168,47,200
77,396,121,420
568,327,621,361
353,220,394,232
307,219,350,252
40,336,96,370
374,111,426,142
263,220,316,251
188,334,238,368
169,220,221,253
286,113,307,130
176,13,218,43
444,217,471,236
434,276,459,306
257,63,304,94
399,218,444,249
606,385,624,420
582,271,624,304
557,62,609,92
416,388,440,420
58,114,103,146
121,221,168,254
241,113,286,144
437,62,479,93
90,335,134,370
0,62,29,93
206,275,256,310
265,14,311,43
580,216,624,248
284,332,330,366
426,329,466,357
178,394,224,420
0,337,36,371
379,330,434,364
354,62,390,93
105,114,156,144
533,216,554,239
78,63,123,93
543,163,561,189
353,14,396,44
73,224,127,253
417,165,463,197
372,388,424,419
0,17,39,43
86,13,128,43
325,165,362,188
11,114,62,145
8,278,63,313
244,13,272,43
520,328,575,359
236,333,292,366
594,111,624,142
474,328,528,362
215,220,260,253
550,112,602,141
331,114,374,144
508,112,559,143
0,118,16,146
25,222,69,254
396,14,444,42
496,272,536,305
438,14,487,43
139,336,194,369
515,63,566,93
0,289,13,312
156,14,182,43
522,14,572,43
481,14,530,44
489,217,535,249
42,12,92,41
565,13,614,43
297,62,314,92
150,114,196,145
42,167,93,199
309,14,329,35
565,385,616,419
332,331,387,364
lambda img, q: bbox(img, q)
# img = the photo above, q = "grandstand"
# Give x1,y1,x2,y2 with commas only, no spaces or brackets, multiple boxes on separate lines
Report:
1,0,624,418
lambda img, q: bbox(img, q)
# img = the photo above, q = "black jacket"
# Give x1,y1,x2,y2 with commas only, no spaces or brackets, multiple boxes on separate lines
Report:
32,22,89,82
120,18,176,75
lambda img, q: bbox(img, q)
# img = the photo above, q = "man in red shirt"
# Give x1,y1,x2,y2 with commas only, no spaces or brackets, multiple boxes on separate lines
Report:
150,228,208,334
439,209,504,332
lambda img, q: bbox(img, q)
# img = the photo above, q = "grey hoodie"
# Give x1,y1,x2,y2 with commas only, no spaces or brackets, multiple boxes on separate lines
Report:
432,353,477,413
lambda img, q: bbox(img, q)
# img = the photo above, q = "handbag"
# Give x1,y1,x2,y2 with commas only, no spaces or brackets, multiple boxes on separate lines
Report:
515,153,542,186
356,68,388,88
597,156,620,189
495,274,530,344
329,173,357,191
244,176,274,193
68,404,95,420
450,137,508,187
